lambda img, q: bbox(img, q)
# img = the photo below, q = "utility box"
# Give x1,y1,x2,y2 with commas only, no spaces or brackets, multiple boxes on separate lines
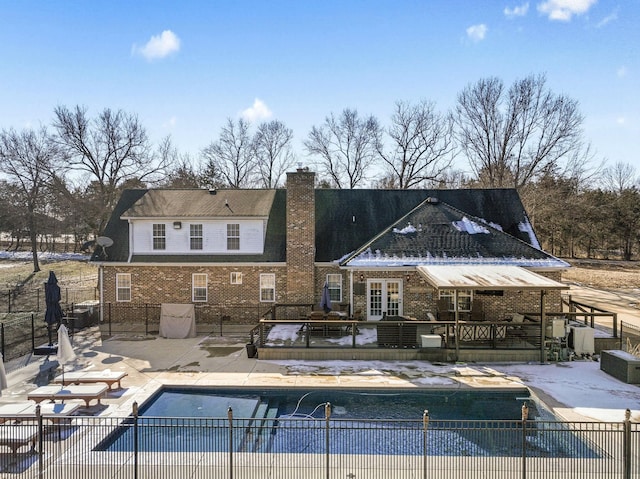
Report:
600,350,640,384
545,319,566,338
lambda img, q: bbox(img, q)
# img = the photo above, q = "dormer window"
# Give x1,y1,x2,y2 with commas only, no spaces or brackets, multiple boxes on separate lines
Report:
190,224,203,250
227,223,240,250
152,224,166,250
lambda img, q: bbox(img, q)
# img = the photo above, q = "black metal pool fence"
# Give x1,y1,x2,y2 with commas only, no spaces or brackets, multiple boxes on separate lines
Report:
2,406,638,478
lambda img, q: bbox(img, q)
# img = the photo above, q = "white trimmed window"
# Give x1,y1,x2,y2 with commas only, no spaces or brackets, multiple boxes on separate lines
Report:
192,273,208,302
439,289,472,312
230,272,243,285
227,223,240,250
152,223,166,250
190,224,203,250
327,274,342,302
116,273,131,302
260,273,275,302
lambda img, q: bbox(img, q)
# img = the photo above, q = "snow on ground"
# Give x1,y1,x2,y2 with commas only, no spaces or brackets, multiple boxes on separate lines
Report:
0,251,88,261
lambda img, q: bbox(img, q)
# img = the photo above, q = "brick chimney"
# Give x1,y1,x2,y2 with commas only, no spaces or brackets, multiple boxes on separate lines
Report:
286,168,316,304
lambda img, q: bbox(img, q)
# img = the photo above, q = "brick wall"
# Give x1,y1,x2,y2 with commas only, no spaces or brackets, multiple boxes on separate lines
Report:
285,169,316,304
101,264,287,323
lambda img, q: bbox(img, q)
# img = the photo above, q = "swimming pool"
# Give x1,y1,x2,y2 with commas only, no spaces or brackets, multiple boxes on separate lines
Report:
95,386,597,457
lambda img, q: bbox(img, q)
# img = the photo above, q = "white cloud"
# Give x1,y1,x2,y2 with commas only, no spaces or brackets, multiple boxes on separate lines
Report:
616,117,626,125
241,98,273,122
504,2,530,18
537,0,597,21
617,66,627,78
162,116,177,129
466,24,488,42
597,8,618,28
132,30,181,61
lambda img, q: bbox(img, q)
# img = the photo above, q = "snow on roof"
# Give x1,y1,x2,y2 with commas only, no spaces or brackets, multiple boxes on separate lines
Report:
452,217,489,234
344,248,569,268
519,219,541,250
393,223,418,234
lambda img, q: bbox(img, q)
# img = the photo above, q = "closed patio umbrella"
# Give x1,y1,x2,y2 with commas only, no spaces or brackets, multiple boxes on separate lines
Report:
44,271,63,346
57,324,76,386
320,282,332,313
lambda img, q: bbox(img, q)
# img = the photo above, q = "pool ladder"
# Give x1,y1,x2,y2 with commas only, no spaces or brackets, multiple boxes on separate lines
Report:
240,400,278,453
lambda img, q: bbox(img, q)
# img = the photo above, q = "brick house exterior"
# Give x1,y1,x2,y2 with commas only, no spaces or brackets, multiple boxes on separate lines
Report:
94,168,568,327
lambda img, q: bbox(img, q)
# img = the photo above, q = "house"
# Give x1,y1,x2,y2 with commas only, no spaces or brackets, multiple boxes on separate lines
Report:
93,168,568,358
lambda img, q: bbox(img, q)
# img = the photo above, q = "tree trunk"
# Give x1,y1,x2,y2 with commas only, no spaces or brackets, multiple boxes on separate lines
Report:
29,214,40,273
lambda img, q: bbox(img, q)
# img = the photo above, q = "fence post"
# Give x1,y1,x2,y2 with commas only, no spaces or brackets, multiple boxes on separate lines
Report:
133,401,139,479
624,408,631,479
325,402,332,479
31,314,36,352
521,403,528,479
37,404,43,479
1,323,4,360
613,312,618,339
422,410,429,479
228,407,234,479
8,290,11,313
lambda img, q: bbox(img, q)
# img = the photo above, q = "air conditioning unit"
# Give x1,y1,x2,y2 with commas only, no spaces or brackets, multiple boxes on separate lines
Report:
600,350,640,384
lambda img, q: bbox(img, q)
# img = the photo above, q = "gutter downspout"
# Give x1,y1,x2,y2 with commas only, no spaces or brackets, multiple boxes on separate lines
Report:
349,270,354,317
99,265,104,323
540,290,547,364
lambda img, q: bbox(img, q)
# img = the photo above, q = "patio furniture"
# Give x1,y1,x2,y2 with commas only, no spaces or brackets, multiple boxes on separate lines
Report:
0,425,38,455
469,299,485,321
53,370,128,390
27,384,108,408
0,402,80,424
159,303,196,339
376,315,418,348
436,299,453,321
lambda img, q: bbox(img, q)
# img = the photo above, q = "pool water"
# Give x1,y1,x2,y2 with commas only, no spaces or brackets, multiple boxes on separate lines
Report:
141,387,534,421
95,387,597,457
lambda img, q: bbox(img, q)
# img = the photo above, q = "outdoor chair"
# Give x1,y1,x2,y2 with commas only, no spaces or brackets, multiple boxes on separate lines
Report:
436,299,454,321
305,311,329,336
469,299,485,321
345,309,364,334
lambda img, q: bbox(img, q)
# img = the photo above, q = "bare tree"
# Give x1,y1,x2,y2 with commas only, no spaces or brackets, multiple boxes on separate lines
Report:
53,105,162,235
253,120,296,188
201,118,255,188
601,161,638,193
455,74,584,188
304,109,382,189
0,127,60,272
378,100,455,189
154,136,202,188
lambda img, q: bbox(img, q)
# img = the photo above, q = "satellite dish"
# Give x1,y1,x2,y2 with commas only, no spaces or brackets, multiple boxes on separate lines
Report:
96,236,114,247
96,236,114,259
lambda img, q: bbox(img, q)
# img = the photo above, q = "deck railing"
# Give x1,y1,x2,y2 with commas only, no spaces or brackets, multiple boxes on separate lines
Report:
2,405,637,478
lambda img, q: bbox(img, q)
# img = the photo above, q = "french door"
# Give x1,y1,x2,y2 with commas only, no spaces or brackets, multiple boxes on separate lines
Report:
367,279,403,320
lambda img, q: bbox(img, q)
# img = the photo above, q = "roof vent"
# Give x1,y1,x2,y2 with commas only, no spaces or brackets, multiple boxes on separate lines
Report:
426,197,439,204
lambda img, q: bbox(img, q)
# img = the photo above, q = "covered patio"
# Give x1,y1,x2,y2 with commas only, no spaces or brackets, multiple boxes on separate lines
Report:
416,264,569,362
256,265,572,362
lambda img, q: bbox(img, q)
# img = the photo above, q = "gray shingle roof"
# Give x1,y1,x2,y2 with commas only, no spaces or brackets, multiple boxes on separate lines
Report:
94,187,547,266
122,189,276,218
339,197,564,267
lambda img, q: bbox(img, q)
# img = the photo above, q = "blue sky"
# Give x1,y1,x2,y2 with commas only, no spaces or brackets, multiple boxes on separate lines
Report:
0,1,638,176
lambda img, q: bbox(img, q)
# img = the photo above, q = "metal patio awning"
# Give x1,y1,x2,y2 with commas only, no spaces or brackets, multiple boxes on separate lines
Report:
416,265,568,290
